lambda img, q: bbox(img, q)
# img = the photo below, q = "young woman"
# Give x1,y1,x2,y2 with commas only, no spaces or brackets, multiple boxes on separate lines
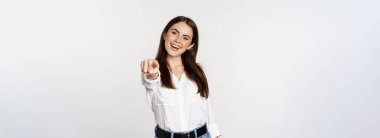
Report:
140,16,221,138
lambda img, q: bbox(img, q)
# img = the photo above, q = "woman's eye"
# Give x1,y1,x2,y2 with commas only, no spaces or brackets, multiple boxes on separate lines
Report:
184,37,189,40
171,31,176,35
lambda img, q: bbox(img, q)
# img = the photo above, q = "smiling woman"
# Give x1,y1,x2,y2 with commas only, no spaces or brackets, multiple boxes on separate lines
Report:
140,16,221,138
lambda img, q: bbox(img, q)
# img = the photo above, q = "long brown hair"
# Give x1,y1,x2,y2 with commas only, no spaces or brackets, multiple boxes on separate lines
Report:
155,16,209,98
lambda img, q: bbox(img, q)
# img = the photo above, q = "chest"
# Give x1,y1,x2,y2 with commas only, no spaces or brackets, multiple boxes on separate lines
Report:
155,78,203,106
171,67,184,81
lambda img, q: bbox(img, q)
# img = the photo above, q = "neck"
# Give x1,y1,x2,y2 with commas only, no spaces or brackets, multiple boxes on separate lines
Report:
166,55,183,71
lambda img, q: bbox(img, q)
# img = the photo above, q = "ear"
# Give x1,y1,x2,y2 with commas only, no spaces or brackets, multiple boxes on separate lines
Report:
187,43,195,50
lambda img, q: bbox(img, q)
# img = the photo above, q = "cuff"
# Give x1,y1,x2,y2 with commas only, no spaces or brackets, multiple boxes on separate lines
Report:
141,72,160,89
208,123,221,138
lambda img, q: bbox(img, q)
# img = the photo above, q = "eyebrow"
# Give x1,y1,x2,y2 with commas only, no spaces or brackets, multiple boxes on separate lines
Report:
170,29,191,38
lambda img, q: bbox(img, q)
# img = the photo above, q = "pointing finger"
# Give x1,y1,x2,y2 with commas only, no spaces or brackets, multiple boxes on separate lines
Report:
143,60,148,73
148,60,153,73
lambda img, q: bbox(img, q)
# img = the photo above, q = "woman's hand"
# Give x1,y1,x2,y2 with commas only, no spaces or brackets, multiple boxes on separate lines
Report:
140,59,160,80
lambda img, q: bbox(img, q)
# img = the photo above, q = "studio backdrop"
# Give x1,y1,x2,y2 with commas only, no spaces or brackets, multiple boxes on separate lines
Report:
0,0,379,138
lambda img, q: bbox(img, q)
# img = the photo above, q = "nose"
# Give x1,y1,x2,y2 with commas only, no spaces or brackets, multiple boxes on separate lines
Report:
174,35,180,43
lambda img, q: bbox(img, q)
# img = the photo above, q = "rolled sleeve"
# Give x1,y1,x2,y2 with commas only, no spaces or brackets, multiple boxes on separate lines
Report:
141,72,160,91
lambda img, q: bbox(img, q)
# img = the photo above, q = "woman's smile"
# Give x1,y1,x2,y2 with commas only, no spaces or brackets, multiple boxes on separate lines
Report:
170,42,181,51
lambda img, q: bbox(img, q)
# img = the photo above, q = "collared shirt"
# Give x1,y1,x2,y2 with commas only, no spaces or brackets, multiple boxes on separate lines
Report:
142,72,221,138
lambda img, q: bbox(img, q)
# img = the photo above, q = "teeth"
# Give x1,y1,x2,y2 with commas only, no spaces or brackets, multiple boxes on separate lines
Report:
171,44,180,49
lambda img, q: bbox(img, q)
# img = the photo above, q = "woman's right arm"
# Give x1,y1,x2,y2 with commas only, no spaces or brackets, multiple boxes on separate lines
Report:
141,59,160,111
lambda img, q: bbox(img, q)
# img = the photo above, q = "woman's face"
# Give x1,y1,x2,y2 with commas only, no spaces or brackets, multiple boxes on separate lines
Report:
163,22,194,57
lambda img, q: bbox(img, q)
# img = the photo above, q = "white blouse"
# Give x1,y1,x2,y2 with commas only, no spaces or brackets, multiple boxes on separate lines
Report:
141,72,221,138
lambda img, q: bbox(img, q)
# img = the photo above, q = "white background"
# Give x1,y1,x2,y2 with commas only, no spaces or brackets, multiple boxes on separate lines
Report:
1,0,379,138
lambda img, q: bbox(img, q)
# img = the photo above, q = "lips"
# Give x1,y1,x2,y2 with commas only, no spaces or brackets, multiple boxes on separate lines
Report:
170,43,181,51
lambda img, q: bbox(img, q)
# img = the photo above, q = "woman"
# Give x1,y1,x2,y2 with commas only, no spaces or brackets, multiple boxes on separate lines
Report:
140,16,221,138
